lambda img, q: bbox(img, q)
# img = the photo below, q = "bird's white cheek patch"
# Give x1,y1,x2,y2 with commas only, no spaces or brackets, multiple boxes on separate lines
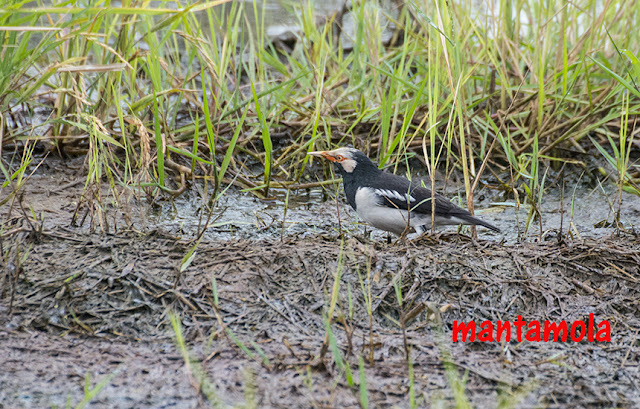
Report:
340,158,356,173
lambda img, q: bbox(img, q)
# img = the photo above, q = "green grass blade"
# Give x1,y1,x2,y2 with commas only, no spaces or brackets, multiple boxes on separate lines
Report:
251,79,272,195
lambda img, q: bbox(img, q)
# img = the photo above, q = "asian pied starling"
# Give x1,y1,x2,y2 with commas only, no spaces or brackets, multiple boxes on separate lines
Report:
308,147,501,236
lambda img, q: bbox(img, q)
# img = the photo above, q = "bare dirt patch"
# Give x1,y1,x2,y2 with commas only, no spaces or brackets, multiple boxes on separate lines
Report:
2,224,639,408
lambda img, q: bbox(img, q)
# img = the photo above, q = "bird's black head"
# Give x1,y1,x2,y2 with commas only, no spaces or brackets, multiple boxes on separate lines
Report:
308,147,379,177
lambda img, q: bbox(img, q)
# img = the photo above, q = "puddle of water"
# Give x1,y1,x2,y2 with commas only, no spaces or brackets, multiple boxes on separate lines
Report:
142,182,640,243
143,186,343,241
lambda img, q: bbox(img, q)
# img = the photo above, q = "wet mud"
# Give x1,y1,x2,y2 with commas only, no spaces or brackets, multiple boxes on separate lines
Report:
1,160,640,408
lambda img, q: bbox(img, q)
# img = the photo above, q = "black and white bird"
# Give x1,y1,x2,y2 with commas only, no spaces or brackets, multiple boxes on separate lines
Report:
308,147,500,236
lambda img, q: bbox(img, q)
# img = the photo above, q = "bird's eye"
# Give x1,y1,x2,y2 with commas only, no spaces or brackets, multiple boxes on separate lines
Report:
335,155,344,161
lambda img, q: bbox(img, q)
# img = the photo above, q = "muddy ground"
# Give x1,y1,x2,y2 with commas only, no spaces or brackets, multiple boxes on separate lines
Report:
1,160,640,408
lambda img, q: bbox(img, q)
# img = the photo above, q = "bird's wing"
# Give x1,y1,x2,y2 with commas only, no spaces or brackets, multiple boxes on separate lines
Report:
408,184,472,217
371,173,471,217
410,181,503,231
367,172,415,210
367,172,503,231
370,173,501,231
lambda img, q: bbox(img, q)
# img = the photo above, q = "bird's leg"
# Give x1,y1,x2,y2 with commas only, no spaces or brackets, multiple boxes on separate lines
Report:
364,225,373,242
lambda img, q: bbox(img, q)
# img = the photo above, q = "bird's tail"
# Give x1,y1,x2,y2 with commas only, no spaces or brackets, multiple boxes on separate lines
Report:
454,214,501,233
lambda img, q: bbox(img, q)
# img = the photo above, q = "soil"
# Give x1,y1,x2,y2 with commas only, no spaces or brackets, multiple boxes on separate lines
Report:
1,159,640,409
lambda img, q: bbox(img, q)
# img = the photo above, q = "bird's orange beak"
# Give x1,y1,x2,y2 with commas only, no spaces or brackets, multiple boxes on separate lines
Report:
308,150,337,162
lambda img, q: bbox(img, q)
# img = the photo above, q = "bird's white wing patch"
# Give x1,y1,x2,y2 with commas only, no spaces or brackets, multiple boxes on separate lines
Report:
374,188,416,203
